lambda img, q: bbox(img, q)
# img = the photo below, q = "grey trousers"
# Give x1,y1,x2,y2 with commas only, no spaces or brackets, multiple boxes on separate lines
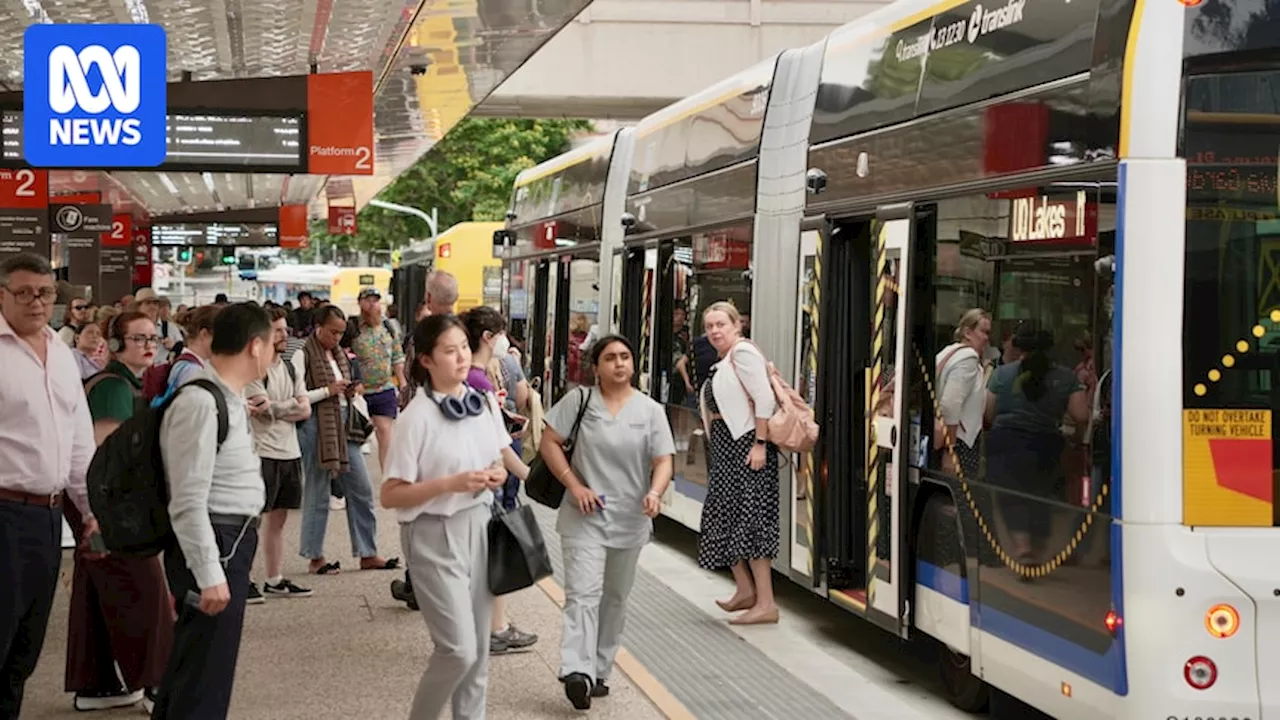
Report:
402,504,493,720
559,539,643,682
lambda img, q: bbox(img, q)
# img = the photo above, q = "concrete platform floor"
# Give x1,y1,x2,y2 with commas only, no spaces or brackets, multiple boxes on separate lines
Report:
22,499,667,720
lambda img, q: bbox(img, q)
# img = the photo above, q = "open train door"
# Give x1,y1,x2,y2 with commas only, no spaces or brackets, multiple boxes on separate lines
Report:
864,204,917,636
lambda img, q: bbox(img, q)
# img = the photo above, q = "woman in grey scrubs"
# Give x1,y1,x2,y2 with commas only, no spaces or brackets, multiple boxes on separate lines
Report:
379,315,511,720
539,334,675,710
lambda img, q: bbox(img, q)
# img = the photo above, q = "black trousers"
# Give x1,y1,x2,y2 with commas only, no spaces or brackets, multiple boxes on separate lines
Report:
0,500,61,720
151,520,258,720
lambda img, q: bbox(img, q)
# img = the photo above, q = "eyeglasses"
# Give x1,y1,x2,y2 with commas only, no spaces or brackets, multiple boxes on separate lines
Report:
70,304,87,311
125,334,161,346
5,286,57,305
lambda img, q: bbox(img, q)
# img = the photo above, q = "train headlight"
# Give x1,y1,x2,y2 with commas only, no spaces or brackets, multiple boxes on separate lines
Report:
1205,604,1240,639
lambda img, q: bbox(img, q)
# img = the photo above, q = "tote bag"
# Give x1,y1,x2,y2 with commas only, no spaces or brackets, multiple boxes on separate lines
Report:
488,502,554,595
524,387,591,508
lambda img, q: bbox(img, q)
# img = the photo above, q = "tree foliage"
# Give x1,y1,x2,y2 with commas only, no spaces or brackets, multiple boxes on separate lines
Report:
308,117,593,256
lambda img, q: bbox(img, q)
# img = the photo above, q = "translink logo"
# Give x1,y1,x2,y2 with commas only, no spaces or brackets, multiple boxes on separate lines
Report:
23,24,167,168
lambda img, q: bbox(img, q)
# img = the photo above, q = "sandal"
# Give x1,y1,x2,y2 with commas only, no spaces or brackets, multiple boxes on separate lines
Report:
360,557,401,571
311,561,341,575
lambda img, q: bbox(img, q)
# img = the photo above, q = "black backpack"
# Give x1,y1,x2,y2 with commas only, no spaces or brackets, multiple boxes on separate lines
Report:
86,378,229,557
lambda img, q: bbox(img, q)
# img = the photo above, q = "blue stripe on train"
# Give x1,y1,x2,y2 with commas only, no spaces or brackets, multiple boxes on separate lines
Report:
916,559,1124,693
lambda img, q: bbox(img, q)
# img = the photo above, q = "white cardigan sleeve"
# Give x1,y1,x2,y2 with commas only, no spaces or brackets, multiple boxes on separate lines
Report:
731,342,777,419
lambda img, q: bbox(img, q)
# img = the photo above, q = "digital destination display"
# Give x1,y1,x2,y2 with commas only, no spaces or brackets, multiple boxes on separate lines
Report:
1,110,303,169
152,222,278,247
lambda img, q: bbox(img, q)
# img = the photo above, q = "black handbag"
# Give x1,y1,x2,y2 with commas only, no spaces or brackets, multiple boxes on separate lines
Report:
487,501,554,595
346,404,374,444
524,388,591,508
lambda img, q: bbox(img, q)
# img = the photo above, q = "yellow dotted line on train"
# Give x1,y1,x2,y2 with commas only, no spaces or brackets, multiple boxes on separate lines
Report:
914,347,1108,579
1192,309,1280,397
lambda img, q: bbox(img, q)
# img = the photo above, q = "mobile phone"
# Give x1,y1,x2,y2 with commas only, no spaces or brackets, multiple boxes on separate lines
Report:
87,531,108,554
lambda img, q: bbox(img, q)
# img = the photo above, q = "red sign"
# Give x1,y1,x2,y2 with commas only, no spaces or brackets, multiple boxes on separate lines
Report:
328,206,357,235
533,220,558,250
307,72,374,175
0,169,47,209
279,205,309,250
984,104,1048,200
694,228,751,270
105,214,131,247
1009,191,1097,245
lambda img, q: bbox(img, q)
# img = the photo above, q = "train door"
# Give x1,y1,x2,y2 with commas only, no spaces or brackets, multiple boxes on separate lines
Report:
562,252,601,395
790,229,821,578
529,260,550,394
865,206,917,636
617,246,648,387
548,255,571,402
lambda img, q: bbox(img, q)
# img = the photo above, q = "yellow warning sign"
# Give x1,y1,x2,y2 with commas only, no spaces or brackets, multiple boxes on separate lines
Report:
1183,409,1274,527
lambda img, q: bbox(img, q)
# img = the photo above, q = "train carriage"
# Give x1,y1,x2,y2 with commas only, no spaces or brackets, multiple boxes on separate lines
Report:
500,0,1279,717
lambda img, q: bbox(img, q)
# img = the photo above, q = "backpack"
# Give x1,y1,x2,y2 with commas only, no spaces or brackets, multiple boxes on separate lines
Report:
140,363,173,402
87,378,229,557
728,341,819,453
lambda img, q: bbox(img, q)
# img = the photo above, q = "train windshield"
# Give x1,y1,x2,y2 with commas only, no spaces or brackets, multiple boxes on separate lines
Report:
1182,68,1280,526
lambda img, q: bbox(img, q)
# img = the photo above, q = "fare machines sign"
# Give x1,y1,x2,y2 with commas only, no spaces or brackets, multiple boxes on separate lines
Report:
1009,191,1096,245
0,168,49,259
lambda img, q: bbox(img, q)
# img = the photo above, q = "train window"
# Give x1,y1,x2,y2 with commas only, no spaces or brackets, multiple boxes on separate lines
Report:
565,256,600,392
659,225,754,498
506,260,535,371
926,184,1115,564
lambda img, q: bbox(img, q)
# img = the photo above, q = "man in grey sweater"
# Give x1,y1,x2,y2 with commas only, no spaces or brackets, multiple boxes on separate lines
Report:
152,302,272,720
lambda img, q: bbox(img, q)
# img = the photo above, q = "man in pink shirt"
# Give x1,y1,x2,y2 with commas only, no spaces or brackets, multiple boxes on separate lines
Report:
0,253,99,719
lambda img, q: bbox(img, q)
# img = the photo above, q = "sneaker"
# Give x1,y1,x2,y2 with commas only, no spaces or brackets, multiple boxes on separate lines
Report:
563,673,592,710
592,680,610,698
73,688,144,711
139,688,157,714
330,496,346,511
246,583,265,605
263,578,313,598
490,624,538,654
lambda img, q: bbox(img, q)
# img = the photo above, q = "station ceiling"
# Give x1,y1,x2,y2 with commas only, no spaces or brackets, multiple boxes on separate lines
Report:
0,0,591,220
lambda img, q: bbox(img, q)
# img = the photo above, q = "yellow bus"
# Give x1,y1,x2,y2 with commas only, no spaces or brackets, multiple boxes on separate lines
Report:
394,221,503,313
254,264,392,316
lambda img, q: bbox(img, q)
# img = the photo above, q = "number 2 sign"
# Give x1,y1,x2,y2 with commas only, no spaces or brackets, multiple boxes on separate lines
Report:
0,169,48,209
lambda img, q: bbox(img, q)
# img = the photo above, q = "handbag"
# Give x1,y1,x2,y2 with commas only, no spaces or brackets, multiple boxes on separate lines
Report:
524,387,591,509
346,403,374,444
487,501,554,595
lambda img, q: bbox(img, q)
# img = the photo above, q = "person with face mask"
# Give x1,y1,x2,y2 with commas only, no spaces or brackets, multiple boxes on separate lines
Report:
459,306,537,655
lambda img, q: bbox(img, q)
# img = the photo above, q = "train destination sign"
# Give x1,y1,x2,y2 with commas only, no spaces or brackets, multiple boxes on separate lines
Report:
1,109,304,170
152,222,277,247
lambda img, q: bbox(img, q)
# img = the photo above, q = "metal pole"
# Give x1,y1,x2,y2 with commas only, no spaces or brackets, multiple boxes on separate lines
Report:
369,199,438,244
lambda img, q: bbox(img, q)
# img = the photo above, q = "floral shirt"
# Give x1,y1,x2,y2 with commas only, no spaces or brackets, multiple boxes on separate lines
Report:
351,320,404,394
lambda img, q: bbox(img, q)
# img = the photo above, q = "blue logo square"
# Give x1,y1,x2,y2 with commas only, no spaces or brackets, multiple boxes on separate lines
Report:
23,24,167,168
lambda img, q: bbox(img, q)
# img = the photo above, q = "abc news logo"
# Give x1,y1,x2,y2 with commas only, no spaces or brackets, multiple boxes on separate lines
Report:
48,45,143,147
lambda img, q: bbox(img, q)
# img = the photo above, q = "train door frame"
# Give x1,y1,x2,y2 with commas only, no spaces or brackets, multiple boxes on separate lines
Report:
529,260,550,395
789,227,822,583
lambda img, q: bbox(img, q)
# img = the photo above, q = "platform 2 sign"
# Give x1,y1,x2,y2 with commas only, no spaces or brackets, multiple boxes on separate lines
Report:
307,72,373,175
100,214,132,303
1183,408,1274,526
0,168,49,259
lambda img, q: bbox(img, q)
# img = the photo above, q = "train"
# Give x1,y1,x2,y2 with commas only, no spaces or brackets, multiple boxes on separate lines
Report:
494,0,1280,718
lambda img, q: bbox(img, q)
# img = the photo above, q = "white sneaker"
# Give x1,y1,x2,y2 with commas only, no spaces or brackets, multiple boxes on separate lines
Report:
73,689,144,711
361,442,373,454
330,496,346,511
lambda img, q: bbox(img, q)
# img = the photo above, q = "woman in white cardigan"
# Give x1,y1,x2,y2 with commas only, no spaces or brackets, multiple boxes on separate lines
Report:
695,301,781,625
934,308,991,478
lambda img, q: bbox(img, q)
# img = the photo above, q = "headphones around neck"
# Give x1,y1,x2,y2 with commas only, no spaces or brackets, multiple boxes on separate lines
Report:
437,386,486,420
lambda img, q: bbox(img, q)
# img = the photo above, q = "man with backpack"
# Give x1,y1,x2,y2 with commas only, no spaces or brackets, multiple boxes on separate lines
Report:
150,302,272,720
243,307,313,603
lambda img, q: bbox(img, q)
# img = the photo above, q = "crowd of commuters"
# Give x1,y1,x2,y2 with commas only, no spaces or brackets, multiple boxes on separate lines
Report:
0,247,783,718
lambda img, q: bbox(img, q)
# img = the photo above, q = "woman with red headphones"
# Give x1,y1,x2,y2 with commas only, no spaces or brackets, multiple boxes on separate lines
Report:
63,310,173,713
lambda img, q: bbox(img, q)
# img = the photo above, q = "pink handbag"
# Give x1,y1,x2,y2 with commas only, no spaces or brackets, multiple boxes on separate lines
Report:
729,342,819,453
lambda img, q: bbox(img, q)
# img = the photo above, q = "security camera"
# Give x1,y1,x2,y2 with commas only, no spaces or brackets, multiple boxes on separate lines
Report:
806,168,828,195
505,211,518,222
409,62,430,76
620,212,637,229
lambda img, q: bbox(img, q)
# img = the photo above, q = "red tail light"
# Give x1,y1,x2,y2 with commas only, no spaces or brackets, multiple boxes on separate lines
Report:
1104,610,1122,635
1184,656,1218,690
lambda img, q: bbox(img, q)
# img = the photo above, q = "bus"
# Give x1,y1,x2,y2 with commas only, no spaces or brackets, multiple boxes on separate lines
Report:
498,1,1275,718
393,221,504,322
254,264,391,316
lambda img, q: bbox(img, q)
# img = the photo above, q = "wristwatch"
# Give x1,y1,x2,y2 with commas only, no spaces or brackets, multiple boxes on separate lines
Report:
754,438,768,446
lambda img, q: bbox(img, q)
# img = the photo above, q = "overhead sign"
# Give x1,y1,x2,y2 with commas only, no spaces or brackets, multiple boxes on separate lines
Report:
50,202,111,236
328,206,356,235
132,225,151,287
307,72,374,175
152,222,278,246
1009,191,1096,244
278,204,309,250
2,110,303,171
22,24,167,168
100,213,133,303
0,168,48,259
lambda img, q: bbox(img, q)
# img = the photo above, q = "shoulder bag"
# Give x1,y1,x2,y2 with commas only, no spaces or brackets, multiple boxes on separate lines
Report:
488,499,554,596
523,387,591,509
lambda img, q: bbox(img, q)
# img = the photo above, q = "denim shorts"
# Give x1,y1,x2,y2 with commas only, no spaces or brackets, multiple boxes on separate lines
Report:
365,388,399,418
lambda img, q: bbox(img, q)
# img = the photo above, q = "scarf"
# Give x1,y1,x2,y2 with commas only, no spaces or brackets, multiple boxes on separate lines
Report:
303,334,351,474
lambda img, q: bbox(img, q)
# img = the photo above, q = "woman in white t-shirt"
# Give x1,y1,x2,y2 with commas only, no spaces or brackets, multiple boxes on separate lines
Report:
380,314,511,720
